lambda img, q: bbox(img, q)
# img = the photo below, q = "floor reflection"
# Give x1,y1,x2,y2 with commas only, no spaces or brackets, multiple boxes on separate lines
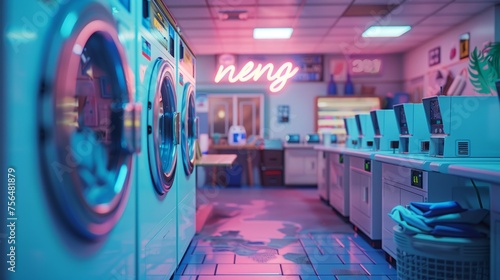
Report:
174,188,396,279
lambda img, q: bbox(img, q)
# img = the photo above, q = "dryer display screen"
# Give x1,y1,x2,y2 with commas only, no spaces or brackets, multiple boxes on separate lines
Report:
399,107,408,135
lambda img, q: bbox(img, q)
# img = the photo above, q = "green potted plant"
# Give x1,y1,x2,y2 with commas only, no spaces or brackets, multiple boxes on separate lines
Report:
468,41,500,95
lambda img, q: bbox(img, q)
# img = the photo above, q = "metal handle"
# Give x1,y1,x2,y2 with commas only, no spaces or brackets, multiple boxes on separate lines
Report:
133,103,142,153
123,102,142,153
363,186,369,203
194,116,199,140
173,112,180,145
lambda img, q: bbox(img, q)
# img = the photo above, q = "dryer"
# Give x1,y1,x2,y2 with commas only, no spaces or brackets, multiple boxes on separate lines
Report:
176,34,198,264
2,0,141,279
136,0,179,278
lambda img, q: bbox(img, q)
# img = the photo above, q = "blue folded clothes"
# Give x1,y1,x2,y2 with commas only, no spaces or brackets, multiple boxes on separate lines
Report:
389,205,431,235
409,201,466,218
389,202,490,238
431,224,487,238
423,209,489,226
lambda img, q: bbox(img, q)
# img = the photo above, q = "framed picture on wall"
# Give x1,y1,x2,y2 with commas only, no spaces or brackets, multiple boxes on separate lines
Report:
459,33,470,60
329,59,347,82
277,105,290,123
428,47,441,67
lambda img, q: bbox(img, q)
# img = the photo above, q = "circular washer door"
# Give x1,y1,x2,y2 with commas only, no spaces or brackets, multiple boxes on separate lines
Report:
39,2,139,240
147,59,178,194
181,82,197,176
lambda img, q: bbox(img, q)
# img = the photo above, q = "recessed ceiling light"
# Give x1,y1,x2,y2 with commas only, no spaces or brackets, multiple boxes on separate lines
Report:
362,26,411,37
253,28,293,39
218,10,248,21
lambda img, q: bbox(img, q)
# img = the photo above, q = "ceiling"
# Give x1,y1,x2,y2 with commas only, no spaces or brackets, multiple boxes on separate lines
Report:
163,0,499,55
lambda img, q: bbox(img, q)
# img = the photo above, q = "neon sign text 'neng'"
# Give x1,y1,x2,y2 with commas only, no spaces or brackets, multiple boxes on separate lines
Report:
214,61,299,93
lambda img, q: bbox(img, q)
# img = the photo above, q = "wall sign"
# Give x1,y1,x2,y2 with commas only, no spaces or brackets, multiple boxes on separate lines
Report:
214,54,321,92
330,58,382,79
351,58,382,75
291,55,323,82
214,61,299,93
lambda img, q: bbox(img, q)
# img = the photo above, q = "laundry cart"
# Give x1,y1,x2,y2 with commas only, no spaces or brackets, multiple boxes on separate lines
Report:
393,226,490,280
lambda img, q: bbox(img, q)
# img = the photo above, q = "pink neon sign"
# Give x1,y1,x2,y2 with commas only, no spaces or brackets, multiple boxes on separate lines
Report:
214,61,299,93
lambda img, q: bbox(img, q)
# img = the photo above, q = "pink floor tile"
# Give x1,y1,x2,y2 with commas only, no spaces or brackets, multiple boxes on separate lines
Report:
203,254,235,264
182,264,217,275
198,276,301,280
280,264,317,275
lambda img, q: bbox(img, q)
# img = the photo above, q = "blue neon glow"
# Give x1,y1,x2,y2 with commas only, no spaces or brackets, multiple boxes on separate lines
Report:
60,12,78,38
114,164,128,193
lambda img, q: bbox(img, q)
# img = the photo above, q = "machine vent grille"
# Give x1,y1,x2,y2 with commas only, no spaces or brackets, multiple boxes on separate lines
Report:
457,141,469,156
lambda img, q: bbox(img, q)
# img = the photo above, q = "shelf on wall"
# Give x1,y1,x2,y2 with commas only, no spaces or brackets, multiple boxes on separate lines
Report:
315,96,381,138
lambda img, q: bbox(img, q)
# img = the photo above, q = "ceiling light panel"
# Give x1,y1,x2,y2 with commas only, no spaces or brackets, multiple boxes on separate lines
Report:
362,25,411,37
253,28,293,39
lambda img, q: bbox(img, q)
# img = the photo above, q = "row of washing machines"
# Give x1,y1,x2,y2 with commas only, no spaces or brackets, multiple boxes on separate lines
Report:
1,0,196,279
316,95,500,277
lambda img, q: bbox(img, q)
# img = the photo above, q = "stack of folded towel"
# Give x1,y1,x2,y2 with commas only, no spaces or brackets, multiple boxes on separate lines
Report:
389,201,490,238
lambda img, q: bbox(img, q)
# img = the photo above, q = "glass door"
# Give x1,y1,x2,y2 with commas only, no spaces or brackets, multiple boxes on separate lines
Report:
208,94,263,140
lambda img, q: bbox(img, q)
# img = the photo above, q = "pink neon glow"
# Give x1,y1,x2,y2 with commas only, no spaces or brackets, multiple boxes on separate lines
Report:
214,61,299,93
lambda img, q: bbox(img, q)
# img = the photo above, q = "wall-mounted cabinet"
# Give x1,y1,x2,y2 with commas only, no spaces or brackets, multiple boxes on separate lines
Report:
315,97,381,143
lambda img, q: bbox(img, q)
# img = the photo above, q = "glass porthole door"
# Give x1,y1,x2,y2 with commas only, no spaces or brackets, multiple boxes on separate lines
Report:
39,3,141,239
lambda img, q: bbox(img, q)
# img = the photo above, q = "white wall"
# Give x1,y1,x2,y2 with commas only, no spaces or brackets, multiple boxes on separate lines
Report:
403,7,496,97
196,53,404,139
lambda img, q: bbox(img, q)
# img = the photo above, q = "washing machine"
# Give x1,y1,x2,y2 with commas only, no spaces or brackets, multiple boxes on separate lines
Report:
135,0,179,278
175,34,198,264
2,0,141,279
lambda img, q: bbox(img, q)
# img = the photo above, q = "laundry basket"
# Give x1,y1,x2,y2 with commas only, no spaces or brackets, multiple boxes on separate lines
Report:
393,226,490,280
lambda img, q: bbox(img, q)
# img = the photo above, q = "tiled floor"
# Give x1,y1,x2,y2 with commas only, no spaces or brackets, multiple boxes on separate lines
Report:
173,187,396,279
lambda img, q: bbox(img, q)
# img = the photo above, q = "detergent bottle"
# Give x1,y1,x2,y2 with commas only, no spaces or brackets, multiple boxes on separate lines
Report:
228,125,247,145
